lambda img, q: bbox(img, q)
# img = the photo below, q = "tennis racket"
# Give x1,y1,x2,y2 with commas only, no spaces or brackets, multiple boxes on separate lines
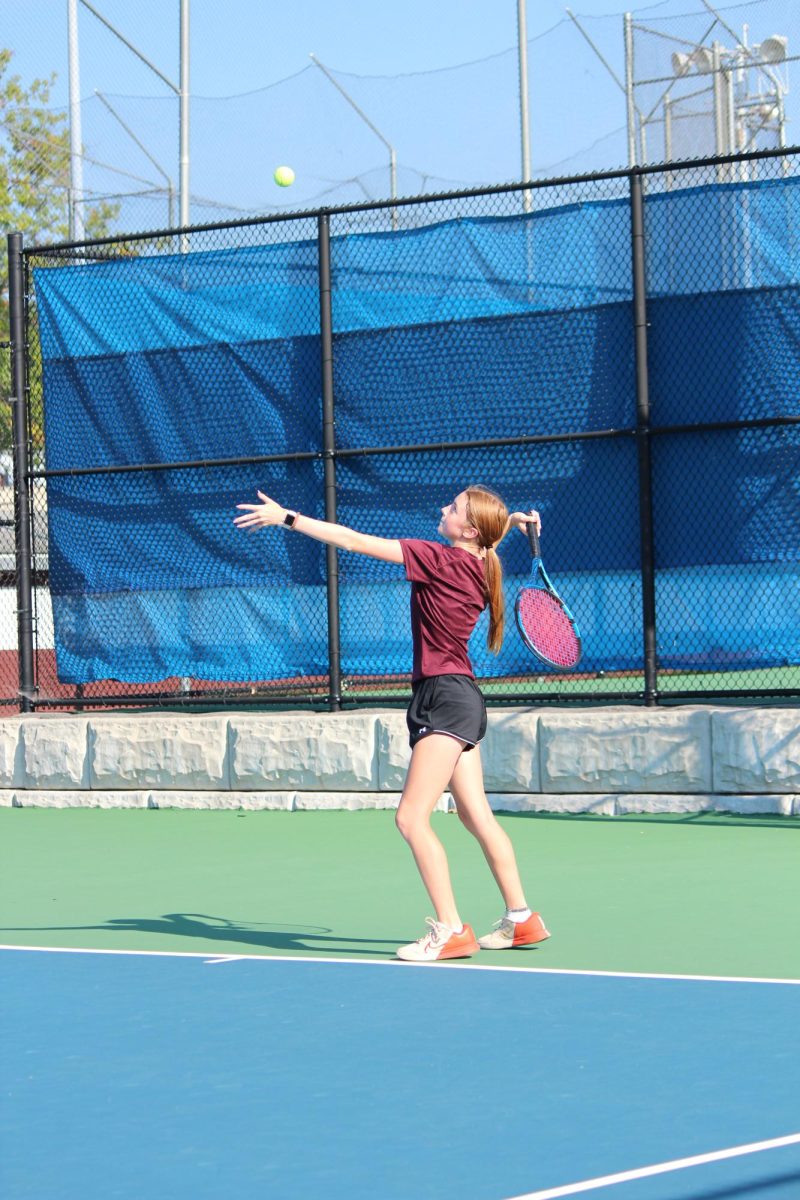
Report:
514,521,582,671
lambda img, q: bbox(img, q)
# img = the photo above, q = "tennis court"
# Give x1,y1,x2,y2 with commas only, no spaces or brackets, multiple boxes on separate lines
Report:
4,12,800,1199
2,807,798,1199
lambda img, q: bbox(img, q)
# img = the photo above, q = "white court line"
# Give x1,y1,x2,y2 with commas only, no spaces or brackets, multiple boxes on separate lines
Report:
503,1132,800,1200
1,944,799,985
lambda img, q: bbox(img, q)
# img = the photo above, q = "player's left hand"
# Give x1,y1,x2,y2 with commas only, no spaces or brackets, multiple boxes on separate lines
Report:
509,509,541,535
233,490,288,530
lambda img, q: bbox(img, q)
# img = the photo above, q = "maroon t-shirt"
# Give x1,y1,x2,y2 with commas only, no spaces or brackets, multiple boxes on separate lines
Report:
400,539,488,681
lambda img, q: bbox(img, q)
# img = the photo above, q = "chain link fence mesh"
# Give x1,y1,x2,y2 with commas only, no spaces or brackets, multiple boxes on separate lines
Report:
329,176,640,705
0,339,18,709
32,0,798,239
23,217,332,710
8,149,799,712
631,5,792,166
645,156,800,698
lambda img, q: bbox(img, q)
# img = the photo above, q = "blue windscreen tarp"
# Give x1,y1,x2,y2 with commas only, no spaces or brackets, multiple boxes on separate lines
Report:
33,177,800,684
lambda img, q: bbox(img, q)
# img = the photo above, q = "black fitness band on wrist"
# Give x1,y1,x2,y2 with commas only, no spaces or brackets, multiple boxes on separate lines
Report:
283,510,298,528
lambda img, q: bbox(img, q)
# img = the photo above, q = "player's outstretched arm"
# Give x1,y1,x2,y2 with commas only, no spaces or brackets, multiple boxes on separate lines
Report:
234,490,404,564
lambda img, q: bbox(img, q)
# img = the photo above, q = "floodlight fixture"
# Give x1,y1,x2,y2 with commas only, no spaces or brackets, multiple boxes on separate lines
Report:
691,46,715,74
758,35,788,64
670,46,715,77
656,12,789,173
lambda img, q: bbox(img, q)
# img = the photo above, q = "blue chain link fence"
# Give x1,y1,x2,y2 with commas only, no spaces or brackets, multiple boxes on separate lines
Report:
6,148,799,711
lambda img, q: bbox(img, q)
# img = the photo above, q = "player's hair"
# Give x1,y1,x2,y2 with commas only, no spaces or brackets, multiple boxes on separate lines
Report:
465,485,509,654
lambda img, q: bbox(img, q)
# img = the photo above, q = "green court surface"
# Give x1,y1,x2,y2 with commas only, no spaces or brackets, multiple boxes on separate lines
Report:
2,808,799,979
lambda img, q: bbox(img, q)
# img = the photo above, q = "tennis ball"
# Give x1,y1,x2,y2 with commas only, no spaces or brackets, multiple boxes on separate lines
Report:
273,165,295,187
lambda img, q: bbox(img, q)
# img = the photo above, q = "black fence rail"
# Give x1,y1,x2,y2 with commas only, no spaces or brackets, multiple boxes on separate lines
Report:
6,147,800,713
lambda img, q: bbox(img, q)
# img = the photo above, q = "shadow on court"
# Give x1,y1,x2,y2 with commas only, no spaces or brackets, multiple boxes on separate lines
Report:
503,812,800,831
0,912,404,957
688,1169,800,1199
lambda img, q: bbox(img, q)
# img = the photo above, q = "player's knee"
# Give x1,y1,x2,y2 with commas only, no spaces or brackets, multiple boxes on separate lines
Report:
395,803,432,842
455,805,477,833
456,796,492,831
395,805,414,841
469,809,505,848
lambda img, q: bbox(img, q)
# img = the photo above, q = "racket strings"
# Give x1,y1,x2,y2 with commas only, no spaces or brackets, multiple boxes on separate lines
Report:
517,588,581,669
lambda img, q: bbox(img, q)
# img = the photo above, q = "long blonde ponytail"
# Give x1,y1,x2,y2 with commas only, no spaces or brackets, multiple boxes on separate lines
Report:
465,485,509,654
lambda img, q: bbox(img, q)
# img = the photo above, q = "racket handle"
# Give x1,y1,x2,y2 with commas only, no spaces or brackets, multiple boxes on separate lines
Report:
526,515,540,558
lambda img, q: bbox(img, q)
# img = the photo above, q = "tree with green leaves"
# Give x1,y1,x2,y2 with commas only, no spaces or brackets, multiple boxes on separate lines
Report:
1,47,118,451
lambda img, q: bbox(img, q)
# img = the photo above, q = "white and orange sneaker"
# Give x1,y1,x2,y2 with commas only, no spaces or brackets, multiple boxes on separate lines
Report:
477,912,551,950
396,918,480,962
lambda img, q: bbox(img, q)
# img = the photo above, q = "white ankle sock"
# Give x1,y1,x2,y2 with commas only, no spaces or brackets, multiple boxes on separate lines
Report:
506,907,532,924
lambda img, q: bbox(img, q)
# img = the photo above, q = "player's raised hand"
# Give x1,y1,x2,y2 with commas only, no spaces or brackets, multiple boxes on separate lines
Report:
234,490,287,530
508,509,541,535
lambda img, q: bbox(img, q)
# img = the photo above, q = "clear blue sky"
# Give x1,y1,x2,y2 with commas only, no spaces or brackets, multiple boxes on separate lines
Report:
3,0,796,225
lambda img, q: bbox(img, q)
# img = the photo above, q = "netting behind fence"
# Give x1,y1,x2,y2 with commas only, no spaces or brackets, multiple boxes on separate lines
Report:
15,152,800,710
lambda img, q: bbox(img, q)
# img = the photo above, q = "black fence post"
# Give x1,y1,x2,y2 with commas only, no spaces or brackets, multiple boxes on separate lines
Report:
629,173,658,706
7,233,36,712
317,213,342,712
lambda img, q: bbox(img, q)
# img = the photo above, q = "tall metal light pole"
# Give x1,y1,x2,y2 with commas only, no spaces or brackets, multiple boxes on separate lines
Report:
665,7,789,177
624,12,638,166
67,0,85,240
73,0,190,231
179,0,189,230
517,0,532,211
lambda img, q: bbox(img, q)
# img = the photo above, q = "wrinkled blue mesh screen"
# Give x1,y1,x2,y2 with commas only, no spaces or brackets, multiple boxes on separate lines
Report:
32,175,800,686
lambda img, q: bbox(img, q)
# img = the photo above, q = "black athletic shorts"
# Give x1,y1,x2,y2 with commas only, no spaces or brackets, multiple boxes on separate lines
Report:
406,674,487,751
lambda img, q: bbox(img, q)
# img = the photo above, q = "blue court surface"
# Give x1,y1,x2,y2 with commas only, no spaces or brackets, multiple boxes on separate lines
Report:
1,947,798,1200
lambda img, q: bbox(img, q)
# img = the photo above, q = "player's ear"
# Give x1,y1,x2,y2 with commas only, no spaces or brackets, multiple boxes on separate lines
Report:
462,523,479,541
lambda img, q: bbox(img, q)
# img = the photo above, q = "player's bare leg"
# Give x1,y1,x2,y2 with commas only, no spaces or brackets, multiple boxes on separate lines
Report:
450,749,551,950
448,748,527,908
395,733,466,929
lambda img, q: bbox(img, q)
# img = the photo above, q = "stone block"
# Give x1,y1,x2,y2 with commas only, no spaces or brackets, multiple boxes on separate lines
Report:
0,788,14,806
539,707,712,793
294,791,449,811
229,713,377,790
483,793,616,815
616,793,795,816
375,711,410,790
712,795,795,816
19,717,89,789
0,721,21,787
615,793,707,814
712,710,800,793
12,790,149,808
294,791,405,811
482,711,539,791
377,709,540,792
148,791,294,811
90,715,229,790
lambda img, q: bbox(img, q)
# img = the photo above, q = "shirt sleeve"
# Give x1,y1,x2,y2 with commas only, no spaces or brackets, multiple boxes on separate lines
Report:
400,539,444,583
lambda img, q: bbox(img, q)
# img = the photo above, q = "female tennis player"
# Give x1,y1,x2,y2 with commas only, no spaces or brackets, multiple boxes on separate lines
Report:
233,486,550,962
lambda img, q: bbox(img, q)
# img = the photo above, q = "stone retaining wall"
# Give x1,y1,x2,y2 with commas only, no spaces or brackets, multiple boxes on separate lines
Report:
1,706,798,814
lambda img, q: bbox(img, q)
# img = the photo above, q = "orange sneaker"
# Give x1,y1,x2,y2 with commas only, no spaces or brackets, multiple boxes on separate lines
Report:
477,912,551,950
396,918,480,962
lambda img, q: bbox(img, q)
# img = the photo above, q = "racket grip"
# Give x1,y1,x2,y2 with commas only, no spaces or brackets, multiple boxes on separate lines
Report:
526,515,540,558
